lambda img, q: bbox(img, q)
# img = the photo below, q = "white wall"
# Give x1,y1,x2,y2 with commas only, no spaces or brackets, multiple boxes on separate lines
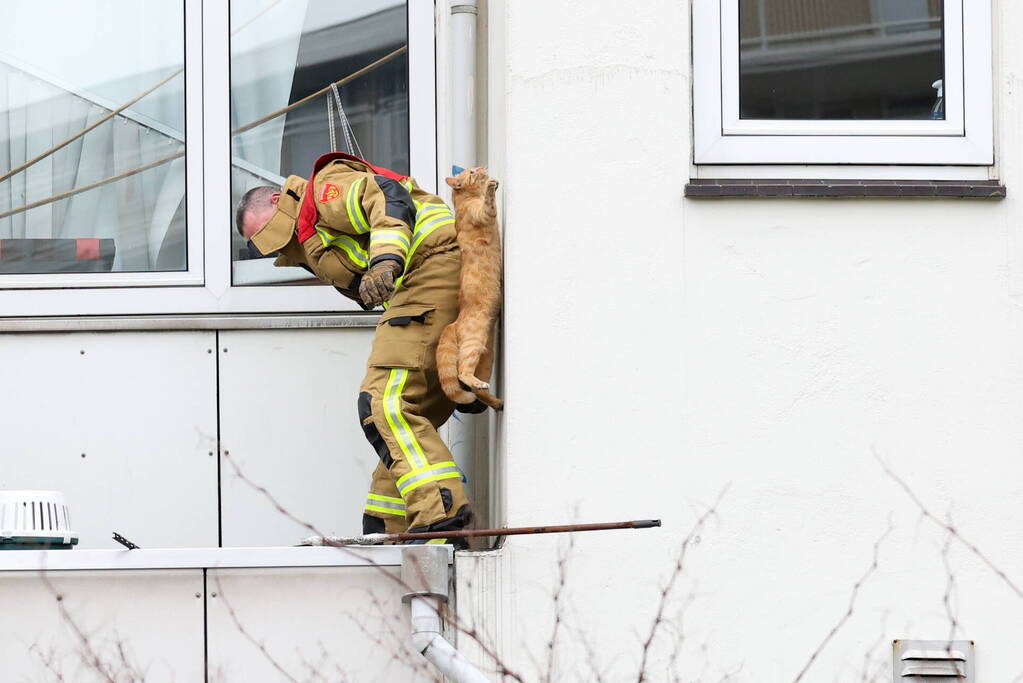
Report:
492,0,1023,680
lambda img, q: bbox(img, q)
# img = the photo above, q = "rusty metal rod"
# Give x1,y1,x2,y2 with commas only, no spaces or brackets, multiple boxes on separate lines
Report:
302,519,662,546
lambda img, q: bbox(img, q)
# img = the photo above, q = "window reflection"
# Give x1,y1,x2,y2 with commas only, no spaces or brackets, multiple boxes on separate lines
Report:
230,0,409,285
739,0,944,120
0,1,185,274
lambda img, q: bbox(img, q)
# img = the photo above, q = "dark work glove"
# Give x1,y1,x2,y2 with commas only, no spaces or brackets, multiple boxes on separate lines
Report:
359,259,402,308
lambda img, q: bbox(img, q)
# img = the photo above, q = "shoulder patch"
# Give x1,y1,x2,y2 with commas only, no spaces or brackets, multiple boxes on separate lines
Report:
319,183,341,203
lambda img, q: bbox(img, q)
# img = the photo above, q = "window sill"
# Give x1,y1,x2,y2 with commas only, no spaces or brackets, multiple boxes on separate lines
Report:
684,179,1006,199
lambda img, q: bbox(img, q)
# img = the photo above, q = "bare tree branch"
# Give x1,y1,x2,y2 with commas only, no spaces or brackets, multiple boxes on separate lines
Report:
876,449,1023,600
28,643,66,682
856,610,891,683
211,575,300,683
637,485,730,682
543,534,575,683
37,572,117,683
792,516,894,683
940,521,960,644
567,623,611,683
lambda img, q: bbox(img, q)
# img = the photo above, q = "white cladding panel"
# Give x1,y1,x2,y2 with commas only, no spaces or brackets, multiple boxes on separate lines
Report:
0,569,204,681
491,0,1023,681
218,328,376,546
207,567,436,682
0,332,218,548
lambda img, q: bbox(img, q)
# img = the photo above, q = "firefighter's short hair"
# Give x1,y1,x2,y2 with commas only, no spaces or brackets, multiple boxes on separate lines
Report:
235,185,278,237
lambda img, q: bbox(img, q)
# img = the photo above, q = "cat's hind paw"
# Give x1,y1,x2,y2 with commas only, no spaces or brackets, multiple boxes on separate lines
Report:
459,374,490,391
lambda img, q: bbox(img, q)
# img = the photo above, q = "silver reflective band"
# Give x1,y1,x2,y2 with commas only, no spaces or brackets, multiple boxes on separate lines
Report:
397,464,461,495
365,496,405,512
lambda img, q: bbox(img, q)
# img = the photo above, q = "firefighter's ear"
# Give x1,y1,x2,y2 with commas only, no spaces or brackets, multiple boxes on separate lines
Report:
445,176,462,190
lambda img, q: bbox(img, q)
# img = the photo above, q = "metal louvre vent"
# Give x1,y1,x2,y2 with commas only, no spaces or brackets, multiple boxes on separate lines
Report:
893,640,974,682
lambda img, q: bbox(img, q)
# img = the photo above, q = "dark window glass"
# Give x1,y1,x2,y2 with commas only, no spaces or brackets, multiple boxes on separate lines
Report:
739,0,944,120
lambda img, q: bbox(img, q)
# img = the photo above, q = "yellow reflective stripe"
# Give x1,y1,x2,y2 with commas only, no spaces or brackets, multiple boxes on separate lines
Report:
317,228,368,268
390,199,455,291
346,177,371,233
367,493,404,504
398,470,462,496
382,369,427,470
402,180,421,210
396,461,462,496
426,539,447,545
371,230,411,249
373,239,410,256
409,215,455,259
371,230,410,259
415,205,451,222
365,504,406,517
365,492,406,516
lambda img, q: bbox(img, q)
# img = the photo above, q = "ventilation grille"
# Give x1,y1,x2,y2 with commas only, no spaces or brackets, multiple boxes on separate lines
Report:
0,490,77,547
893,640,973,682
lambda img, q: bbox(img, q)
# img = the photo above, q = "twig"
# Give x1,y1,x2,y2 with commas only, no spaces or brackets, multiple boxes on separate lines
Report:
875,449,1023,600
665,591,697,676
636,485,730,683
113,635,145,682
791,516,894,683
212,575,299,683
28,643,66,682
37,572,117,683
568,624,611,683
543,534,574,683
358,591,439,682
857,610,891,683
940,520,960,643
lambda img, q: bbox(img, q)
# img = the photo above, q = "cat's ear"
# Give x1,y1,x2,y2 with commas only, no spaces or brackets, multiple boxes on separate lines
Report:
445,176,462,189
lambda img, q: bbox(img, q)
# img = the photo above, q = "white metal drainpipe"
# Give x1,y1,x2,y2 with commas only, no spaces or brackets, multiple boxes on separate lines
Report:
410,596,489,682
403,546,490,682
451,1,478,167
448,0,481,531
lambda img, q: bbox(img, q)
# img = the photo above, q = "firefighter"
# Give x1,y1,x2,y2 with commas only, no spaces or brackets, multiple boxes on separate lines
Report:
236,152,480,544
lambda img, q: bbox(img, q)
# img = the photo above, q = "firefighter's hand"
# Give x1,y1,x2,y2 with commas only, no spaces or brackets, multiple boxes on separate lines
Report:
359,259,402,307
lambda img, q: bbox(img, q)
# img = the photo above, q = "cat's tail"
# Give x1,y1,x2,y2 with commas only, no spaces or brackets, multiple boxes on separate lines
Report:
472,386,504,411
437,322,477,404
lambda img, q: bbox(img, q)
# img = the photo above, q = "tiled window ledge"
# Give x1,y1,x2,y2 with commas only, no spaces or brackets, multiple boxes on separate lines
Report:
685,179,1006,198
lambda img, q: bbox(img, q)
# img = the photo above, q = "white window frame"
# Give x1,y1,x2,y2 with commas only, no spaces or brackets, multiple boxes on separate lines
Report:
692,0,993,166
0,0,437,318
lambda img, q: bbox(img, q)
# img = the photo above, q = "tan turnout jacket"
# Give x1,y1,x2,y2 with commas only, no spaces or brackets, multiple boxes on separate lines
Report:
251,153,456,306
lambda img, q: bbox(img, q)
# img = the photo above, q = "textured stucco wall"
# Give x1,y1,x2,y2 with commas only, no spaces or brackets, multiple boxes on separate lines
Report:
493,0,1023,679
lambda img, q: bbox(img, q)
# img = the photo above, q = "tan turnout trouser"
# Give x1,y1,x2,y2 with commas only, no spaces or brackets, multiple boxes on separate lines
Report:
358,248,472,535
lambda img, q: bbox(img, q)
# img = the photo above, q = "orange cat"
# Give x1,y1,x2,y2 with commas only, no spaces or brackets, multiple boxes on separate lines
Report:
437,167,504,411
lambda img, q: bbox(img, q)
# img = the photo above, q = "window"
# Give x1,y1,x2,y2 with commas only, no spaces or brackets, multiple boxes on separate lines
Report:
693,0,993,165
0,1,196,287
230,0,411,287
0,0,436,317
